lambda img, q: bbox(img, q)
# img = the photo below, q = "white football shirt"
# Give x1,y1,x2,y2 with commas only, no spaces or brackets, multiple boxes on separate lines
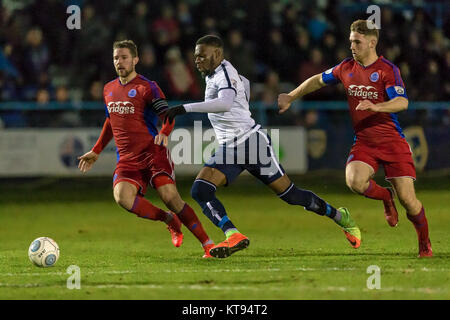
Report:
203,59,258,145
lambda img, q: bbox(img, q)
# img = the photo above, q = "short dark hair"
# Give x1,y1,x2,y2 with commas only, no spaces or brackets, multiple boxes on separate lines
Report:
350,20,379,40
113,40,138,57
196,35,223,48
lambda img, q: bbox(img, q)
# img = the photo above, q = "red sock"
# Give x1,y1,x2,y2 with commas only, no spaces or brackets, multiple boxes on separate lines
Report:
177,203,211,245
130,196,168,221
363,180,391,201
407,206,429,242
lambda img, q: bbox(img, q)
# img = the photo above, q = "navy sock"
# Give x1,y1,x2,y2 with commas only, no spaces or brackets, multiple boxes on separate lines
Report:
191,179,237,234
278,183,339,219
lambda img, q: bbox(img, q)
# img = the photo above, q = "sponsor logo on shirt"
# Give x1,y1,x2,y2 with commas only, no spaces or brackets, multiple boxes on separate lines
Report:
107,101,135,114
347,84,379,100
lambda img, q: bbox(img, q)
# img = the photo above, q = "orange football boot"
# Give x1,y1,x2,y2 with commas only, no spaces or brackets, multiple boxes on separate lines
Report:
202,243,215,258
209,233,250,258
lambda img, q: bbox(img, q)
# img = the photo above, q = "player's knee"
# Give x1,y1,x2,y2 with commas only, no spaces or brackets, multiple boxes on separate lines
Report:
191,179,216,203
346,176,367,194
114,192,134,211
158,188,174,203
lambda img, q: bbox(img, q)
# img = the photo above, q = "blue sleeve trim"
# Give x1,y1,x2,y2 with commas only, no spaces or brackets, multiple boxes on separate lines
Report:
386,86,408,100
322,70,340,85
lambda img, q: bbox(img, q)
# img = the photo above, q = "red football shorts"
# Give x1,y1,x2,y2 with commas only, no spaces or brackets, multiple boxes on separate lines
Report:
112,145,175,195
346,139,416,180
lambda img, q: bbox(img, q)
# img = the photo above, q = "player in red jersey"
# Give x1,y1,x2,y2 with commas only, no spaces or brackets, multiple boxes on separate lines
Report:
77,40,214,258
278,20,432,257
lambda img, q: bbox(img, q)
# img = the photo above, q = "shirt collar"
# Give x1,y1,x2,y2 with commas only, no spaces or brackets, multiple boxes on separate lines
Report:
207,59,227,78
356,55,382,69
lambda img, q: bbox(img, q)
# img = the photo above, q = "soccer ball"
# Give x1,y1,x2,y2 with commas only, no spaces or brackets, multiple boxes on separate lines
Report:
28,237,60,268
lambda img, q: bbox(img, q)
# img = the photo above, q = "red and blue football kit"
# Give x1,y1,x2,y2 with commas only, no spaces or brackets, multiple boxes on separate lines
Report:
92,74,175,195
322,56,415,179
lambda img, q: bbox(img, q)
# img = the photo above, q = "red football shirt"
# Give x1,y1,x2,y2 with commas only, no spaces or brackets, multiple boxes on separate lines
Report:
322,56,408,144
102,74,168,168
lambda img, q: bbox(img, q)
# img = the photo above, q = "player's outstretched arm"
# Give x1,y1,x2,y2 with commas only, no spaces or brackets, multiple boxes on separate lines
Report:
164,88,235,123
78,117,112,173
278,74,326,114
77,150,99,173
356,97,408,113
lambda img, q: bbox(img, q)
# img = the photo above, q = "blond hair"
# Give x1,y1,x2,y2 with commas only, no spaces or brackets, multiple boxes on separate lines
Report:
350,20,379,40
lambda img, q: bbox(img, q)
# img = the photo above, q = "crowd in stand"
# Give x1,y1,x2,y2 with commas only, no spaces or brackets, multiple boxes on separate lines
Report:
0,0,448,127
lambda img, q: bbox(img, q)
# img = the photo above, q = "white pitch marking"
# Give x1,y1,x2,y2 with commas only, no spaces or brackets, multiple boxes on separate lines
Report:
2,267,450,278
0,283,446,295
1,270,136,277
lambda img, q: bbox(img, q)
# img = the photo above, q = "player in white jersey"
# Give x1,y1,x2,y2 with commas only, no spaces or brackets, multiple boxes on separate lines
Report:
164,35,361,258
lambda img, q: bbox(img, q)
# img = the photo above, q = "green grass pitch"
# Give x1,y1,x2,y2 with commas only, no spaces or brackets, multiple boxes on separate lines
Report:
0,173,449,300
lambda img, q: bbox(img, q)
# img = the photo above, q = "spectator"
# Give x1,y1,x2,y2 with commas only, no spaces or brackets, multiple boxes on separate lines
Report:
420,59,442,101
260,70,296,125
201,16,219,35
320,31,338,66
55,85,82,127
176,1,196,50
88,80,104,101
0,1,447,121
136,44,167,90
281,3,300,48
36,88,50,105
428,29,446,56
298,48,326,83
263,28,295,82
125,1,150,46
164,46,201,100
55,86,69,103
404,30,427,80
72,4,110,89
152,4,180,60
298,48,334,100
23,27,49,85
380,7,399,47
0,71,19,100
226,29,256,81
398,61,419,101
307,8,328,43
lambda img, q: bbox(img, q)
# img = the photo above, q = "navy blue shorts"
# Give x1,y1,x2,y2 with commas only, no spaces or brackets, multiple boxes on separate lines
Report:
204,127,285,186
